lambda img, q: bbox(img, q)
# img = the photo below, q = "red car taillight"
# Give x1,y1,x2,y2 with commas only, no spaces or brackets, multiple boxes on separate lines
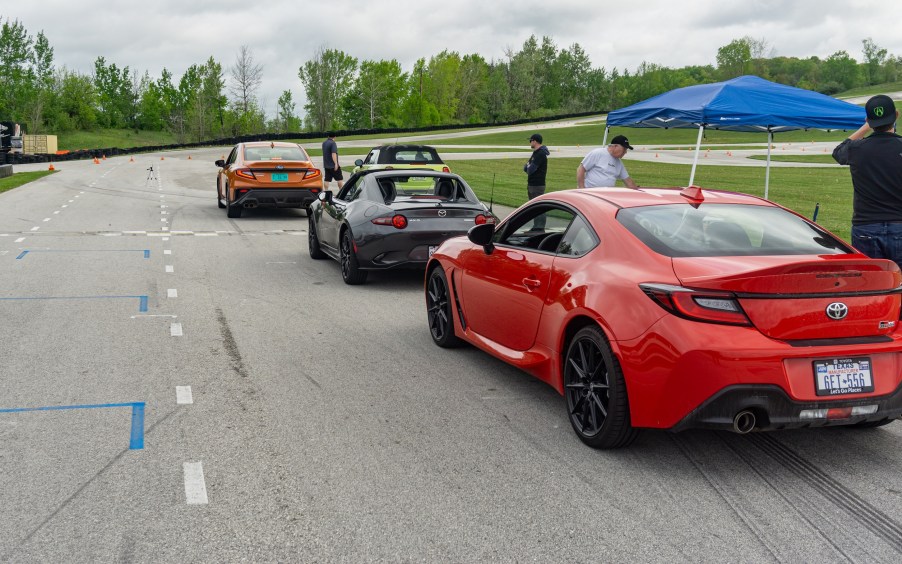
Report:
235,168,256,180
372,214,408,229
442,166,450,173
304,169,321,179
640,283,751,326
474,214,496,225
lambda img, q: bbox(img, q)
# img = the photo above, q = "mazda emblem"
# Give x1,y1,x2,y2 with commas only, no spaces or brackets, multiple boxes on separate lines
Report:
438,209,447,217
825,302,849,320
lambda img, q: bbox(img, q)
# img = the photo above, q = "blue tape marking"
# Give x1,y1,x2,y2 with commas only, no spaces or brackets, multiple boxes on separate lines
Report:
15,251,28,260
0,295,149,311
144,250,150,259
0,401,146,450
129,403,145,449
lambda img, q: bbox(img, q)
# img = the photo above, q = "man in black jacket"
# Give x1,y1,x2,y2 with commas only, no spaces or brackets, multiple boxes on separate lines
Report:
524,133,550,229
833,95,902,269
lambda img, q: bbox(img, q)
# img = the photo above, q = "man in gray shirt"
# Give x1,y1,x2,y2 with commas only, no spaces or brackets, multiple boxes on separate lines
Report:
322,132,343,190
577,135,639,189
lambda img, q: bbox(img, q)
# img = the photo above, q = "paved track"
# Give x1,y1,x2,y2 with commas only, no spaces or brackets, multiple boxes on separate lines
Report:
2,151,901,561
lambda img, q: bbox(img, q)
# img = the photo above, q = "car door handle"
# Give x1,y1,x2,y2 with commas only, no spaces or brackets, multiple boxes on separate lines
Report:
522,277,541,289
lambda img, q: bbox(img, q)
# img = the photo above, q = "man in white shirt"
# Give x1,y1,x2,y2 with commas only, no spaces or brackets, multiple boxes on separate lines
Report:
577,135,639,189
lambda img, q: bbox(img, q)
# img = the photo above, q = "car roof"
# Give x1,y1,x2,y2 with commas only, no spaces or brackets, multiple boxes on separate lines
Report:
360,169,458,179
543,187,774,210
370,144,438,151
240,141,301,148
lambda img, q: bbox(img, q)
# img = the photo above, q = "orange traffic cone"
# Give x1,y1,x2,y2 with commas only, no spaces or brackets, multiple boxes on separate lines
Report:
129,156,134,162
102,154,106,160
188,155,192,160
160,156,165,161
48,163,55,171
801,147,805,152
655,153,659,158
93,157,100,164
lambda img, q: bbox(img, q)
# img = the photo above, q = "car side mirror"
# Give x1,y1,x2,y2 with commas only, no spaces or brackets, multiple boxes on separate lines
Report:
215,159,225,167
468,223,495,254
354,159,363,166
319,190,333,203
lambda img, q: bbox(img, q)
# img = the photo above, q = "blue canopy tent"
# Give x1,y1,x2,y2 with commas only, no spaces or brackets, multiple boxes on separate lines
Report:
604,75,865,198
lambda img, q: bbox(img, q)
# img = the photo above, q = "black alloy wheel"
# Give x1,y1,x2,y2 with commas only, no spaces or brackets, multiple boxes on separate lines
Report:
217,180,225,208
563,325,638,449
308,216,327,260
426,266,462,348
339,229,367,285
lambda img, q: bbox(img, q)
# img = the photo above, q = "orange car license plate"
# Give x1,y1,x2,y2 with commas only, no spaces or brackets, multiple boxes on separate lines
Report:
271,173,288,182
813,357,873,396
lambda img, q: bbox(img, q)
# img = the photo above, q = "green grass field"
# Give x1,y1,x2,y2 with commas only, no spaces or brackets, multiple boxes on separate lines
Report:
58,128,178,151
747,154,839,164
305,146,530,157
449,157,855,240
0,170,56,194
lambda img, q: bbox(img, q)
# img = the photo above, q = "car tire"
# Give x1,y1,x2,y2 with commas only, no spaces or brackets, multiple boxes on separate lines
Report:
426,266,463,348
308,216,327,260
217,181,226,209
339,229,367,285
226,194,242,218
564,325,639,449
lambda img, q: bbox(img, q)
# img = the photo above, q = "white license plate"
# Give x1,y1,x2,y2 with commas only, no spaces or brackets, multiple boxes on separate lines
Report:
428,245,437,256
813,357,874,396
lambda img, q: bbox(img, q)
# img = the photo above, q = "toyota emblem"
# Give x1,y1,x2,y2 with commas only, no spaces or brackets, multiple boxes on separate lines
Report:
438,209,447,217
826,302,849,320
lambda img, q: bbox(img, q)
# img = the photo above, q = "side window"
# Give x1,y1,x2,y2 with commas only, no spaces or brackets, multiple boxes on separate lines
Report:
557,215,599,257
336,176,362,201
226,147,238,165
495,204,575,252
363,150,378,165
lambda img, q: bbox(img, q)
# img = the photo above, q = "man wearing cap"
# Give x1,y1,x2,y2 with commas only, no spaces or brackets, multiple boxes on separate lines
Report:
833,94,902,268
577,135,639,189
525,133,550,200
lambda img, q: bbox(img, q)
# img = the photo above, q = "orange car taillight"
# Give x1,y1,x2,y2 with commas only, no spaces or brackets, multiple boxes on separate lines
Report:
372,214,408,229
640,283,751,326
235,168,256,180
304,169,321,179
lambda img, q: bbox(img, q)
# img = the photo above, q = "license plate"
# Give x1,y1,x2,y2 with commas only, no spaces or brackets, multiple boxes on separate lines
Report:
428,245,437,256
271,173,288,182
813,357,874,396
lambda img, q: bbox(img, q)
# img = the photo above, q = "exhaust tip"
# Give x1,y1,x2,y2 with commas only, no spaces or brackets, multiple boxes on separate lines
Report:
733,410,756,434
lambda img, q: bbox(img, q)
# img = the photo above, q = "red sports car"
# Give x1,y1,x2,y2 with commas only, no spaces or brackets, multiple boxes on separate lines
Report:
425,186,902,448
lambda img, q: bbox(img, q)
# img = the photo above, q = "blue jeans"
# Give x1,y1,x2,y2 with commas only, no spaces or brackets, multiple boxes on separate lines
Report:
851,222,902,271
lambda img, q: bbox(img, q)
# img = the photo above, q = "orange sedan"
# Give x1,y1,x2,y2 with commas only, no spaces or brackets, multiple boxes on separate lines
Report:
215,141,322,218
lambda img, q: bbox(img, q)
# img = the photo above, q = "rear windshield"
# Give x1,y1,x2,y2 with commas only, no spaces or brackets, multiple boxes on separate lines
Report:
244,145,308,161
384,147,443,164
375,176,475,204
617,203,853,257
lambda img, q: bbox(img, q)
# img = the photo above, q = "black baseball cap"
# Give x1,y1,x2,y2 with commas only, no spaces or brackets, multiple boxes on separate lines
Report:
866,95,896,128
611,135,634,150
529,133,543,143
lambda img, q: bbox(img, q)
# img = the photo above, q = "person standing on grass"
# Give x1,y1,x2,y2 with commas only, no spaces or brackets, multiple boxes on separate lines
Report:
577,135,639,189
832,94,902,269
322,132,343,190
524,133,550,229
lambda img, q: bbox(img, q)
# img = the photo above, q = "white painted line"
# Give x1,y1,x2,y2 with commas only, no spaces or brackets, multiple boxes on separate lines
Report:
170,231,193,235
79,191,84,194
68,199,74,203
170,322,183,336
164,249,172,255
102,233,120,237
61,205,68,208
162,237,170,241
183,462,208,505
123,231,147,234
159,195,165,198
53,211,60,214
74,195,79,198
162,227,169,231
30,227,40,231
15,237,25,243
42,218,51,222
195,233,218,237
165,265,174,273
130,314,177,319
176,386,193,405
161,211,168,215
167,288,178,298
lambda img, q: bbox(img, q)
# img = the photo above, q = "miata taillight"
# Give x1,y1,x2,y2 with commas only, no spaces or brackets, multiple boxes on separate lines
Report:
474,214,495,225
640,283,751,326
372,214,408,229
235,168,256,180
442,166,450,173
304,169,321,179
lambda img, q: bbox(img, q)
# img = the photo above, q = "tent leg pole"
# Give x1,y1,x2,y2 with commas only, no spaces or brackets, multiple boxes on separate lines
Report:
602,126,609,147
688,126,704,187
764,131,773,200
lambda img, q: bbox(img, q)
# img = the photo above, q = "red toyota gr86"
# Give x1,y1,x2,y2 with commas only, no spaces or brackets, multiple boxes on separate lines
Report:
425,187,902,448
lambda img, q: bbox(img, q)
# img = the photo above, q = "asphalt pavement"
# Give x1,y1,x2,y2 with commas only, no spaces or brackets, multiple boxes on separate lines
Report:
1,150,901,561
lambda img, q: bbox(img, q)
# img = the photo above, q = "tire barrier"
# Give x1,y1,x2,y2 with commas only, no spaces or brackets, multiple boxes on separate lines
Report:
0,164,12,178
5,109,607,164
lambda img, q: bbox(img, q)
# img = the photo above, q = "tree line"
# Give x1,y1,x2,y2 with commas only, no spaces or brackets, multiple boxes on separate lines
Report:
2,17,900,142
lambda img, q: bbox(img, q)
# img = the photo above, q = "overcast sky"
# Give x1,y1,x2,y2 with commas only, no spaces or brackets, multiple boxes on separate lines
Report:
5,0,901,117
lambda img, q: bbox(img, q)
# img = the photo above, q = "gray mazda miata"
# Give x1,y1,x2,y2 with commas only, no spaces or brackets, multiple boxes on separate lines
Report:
308,169,495,284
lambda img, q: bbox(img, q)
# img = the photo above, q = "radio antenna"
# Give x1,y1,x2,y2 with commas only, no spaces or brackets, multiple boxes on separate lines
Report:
489,173,496,214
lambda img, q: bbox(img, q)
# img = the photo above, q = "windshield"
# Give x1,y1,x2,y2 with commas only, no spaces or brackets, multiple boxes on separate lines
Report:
617,203,853,257
244,145,308,161
375,175,475,204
